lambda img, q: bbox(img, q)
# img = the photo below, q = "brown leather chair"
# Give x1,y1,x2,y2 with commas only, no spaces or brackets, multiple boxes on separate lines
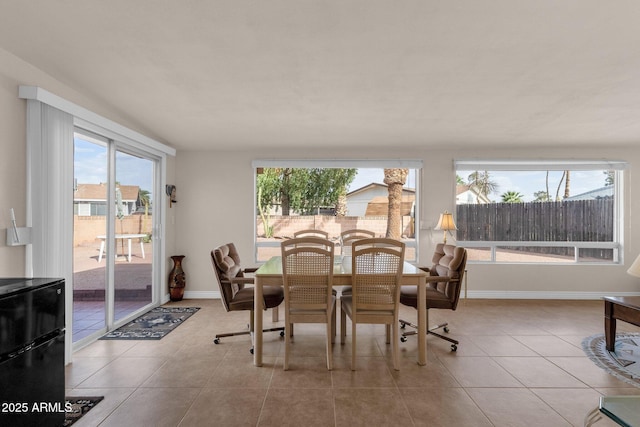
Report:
399,243,467,351
211,243,285,354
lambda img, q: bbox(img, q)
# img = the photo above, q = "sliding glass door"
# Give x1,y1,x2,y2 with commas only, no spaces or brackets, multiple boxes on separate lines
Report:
114,149,154,321
73,130,158,346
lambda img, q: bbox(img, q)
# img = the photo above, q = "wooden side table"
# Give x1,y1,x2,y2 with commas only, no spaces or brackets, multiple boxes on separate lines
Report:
603,296,640,352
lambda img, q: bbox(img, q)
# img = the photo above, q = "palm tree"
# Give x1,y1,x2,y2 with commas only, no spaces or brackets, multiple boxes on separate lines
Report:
554,171,571,200
533,190,550,202
384,168,408,239
467,171,499,202
501,191,524,203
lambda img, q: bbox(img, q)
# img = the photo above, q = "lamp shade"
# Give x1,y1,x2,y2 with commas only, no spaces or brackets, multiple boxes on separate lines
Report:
435,211,457,231
627,254,640,278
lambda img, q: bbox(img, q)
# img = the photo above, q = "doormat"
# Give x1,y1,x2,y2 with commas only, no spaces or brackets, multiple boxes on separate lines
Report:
99,306,200,340
64,396,104,426
582,332,640,388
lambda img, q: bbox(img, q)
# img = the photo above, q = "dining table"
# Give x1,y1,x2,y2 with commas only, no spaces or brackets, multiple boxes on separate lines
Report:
253,255,429,367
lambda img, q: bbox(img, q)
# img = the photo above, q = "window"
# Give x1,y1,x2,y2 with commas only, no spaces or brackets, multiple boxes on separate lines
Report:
252,160,422,263
454,160,626,264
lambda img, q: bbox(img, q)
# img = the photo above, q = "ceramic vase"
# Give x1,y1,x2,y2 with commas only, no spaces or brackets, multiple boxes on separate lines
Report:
168,255,186,301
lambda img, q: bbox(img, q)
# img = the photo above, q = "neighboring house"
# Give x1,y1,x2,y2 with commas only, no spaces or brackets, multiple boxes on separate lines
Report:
456,184,491,204
564,186,614,201
346,183,415,217
74,183,140,216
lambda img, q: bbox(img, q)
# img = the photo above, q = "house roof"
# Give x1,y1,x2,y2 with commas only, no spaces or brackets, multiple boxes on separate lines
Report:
365,195,415,216
74,183,140,201
564,186,614,201
347,182,415,197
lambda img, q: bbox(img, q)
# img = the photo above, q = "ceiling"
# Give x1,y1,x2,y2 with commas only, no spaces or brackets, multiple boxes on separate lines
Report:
1,1,640,151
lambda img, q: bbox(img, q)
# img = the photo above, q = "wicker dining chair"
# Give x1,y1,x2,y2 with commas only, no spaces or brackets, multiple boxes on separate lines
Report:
293,229,330,239
340,238,405,370
339,229,375,256
281,237,336,370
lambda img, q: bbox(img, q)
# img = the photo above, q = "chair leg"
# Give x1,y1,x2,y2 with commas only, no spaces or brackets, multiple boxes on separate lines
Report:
351,321,357,371
284,319,291,371
399,318,459,350
391,321,399,371
340,307,347,344
326,320,333,370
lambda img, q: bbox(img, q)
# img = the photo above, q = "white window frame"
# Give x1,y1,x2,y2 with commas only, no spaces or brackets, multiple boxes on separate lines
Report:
20,86,175,362
454,159,626,265
252,159,423,263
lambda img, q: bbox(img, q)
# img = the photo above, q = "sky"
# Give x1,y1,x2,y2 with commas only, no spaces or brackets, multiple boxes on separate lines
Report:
458,169,610,202
74,136,155,197
74,134,608,205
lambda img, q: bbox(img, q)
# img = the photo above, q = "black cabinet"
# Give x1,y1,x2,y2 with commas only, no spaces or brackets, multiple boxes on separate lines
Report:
0,278,66,427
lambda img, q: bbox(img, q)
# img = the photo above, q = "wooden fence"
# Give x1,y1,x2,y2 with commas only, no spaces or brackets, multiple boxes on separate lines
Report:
456,199,614,258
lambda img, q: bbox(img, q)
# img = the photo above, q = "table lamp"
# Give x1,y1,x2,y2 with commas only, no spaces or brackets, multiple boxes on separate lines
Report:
627,254,640,277
435,211,457,244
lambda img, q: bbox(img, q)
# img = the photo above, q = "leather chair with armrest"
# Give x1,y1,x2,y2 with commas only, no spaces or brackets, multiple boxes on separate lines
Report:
211,243,285,354
399,243,467,351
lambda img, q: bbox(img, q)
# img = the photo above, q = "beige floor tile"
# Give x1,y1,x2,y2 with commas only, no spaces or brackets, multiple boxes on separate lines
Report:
207,355,276,388
334,388,414,427
493,356,587,387
98,387,200,427
142,354,222,387
548,357,635,388
65,357,112,388
399,387,493,427
530,388,606,427
64,387,135,427
258,388,335,426
390,357,461,388
331,356,397,388
439,356,524,388
467,335,539,356
180,388,266,427
77,356,168,388
466,388,571,426
512,335,586,357
270,356,333,388
63,299,640,427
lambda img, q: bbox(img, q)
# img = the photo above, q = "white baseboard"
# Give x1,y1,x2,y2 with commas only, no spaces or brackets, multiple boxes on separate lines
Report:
466,290,640,300
183,290,220,299
175,290,640,301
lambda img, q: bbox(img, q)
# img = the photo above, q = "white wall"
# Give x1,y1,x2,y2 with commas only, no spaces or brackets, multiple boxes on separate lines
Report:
176,147,640,299
0,47,176,278
2,44,639,299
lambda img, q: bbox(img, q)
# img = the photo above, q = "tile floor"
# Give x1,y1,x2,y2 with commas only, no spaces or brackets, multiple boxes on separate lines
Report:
66,298,640,426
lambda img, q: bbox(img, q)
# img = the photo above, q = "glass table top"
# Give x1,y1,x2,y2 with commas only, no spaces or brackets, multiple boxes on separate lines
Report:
600,396,640,427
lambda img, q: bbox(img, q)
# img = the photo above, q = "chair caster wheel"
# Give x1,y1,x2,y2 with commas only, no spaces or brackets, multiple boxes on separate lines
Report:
451,344,457,351
400,336,407,343
250,347,254,355
443,327,450,333
214,338,220,344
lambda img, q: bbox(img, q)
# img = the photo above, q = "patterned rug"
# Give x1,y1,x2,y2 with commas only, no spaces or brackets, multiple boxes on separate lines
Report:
64,396,104,426
582,332,640,388
100,306,200,340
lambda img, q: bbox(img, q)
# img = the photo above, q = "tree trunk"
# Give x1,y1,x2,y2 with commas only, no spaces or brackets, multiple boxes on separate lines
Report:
335,193,347,216
384,168,408,239
564,171,570,199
